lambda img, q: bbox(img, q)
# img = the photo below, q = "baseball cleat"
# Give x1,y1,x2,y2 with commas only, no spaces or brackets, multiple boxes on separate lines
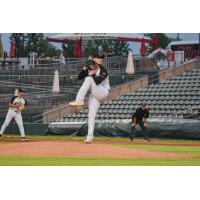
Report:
84,139,92,144
21,137,28,141
144,138,151,142
69,101,84,107
129,138,134,142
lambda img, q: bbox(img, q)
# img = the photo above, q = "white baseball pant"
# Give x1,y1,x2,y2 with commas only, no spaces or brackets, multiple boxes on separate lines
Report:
0,109,25,137
76,76,109,140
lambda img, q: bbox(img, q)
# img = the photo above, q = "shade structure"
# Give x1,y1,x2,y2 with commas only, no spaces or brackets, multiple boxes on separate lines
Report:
74,39,82,57
46,33,151,42
9,39,15,58
46,33,158,57
52,70,60,94
126,51,135,74
0,34,3,58
140,39,146,56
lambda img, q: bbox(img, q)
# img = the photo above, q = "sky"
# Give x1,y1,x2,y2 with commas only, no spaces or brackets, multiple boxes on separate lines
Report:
1,33,200,55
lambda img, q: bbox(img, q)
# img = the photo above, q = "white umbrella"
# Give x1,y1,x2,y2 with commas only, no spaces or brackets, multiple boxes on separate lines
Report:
14,88,18,96
52,70,60,94
126,51,135,75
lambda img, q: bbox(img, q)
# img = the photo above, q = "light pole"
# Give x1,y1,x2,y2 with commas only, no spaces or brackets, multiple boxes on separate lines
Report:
199,33,200,58
176,33,180,41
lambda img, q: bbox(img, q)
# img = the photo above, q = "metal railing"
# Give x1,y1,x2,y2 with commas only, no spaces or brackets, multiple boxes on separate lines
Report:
1,54,197,123
0,55,158,73
0,52,189,73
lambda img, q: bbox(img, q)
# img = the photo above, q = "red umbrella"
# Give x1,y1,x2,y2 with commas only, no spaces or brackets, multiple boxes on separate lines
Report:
9,38,15,58
140,39,146,56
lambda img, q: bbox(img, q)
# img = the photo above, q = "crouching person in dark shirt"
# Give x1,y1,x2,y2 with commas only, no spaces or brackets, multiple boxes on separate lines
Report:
130,103,151,142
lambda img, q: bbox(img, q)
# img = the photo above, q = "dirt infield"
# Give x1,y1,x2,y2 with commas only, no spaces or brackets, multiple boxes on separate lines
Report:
0,140,191,159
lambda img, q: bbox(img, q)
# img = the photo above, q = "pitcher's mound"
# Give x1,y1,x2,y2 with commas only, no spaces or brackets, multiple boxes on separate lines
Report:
0,140,190,159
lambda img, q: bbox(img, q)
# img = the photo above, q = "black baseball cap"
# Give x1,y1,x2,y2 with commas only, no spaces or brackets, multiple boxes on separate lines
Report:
141,103,147,107
18,88,25,93
93,53,101,59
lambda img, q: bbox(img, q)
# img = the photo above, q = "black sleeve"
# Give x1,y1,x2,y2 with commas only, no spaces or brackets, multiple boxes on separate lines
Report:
92,67,108,85
134,108,140,118
24,99,28,107
78,69,89,80
135,108,139,115
132,109,137,120
145,109,149,118
10,96,17,104
132,111,136,119
131,113,136,123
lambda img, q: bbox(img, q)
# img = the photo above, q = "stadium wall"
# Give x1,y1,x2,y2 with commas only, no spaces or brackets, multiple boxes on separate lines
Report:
4,123,48,135
46,119,200,140
158,58,199,81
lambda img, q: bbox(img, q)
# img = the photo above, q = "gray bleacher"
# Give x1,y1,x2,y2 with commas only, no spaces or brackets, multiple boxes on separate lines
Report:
62,68,200,122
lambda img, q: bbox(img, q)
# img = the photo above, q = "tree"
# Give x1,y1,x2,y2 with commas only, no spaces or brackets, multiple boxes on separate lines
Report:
83,39,130,57
10,33,25,57
25,33,60,57
112,40,130,56
144,33,174,53
11,33,61,58
62,43,74,58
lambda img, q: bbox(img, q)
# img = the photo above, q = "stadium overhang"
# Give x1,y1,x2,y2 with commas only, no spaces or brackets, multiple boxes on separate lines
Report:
46,33,158,57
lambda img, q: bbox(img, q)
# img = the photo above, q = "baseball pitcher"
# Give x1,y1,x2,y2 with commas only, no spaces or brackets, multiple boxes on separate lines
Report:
69,53,110,143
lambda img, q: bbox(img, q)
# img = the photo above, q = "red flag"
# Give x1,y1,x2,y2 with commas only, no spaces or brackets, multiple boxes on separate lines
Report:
9,38,15,58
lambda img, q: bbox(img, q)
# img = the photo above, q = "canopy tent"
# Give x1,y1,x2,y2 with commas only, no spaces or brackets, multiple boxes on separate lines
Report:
147,47,169,58
46,33,158,57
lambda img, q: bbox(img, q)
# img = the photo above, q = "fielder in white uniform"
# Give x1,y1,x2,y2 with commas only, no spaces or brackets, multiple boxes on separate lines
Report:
0,88,27,140
69,54,110,143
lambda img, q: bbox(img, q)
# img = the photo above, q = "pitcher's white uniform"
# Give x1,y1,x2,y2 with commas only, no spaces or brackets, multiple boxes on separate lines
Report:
76,66,110,141
0,96,27,138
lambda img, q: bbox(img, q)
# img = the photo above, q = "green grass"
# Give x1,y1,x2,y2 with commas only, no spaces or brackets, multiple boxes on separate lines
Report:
118,144,200,156
0,155,200,166
3,134,200,143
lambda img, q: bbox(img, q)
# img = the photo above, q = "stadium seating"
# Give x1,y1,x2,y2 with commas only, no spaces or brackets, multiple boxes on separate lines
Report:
62,68,200,122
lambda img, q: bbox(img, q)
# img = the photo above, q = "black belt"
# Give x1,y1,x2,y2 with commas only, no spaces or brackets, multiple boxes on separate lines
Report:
10,109,20,113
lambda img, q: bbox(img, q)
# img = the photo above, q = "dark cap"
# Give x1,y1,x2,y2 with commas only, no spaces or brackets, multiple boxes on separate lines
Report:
82,58,94,68
18,88,25,93
92,53,101,59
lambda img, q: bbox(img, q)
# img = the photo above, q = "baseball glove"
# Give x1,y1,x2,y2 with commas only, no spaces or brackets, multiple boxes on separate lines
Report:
82,58,92,69
18,104,25,111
